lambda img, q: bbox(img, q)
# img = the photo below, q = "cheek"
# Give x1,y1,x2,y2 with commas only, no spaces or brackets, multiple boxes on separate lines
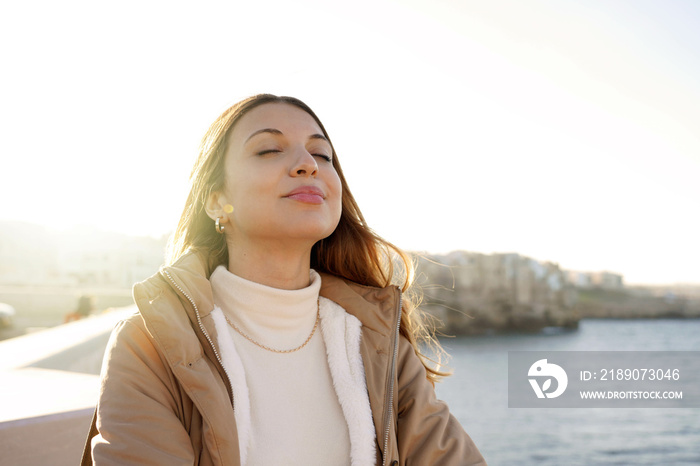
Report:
226,168,273,205
330,175,343,219
328,171,342,197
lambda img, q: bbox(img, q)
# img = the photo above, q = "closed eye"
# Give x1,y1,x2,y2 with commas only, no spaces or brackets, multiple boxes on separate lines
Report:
257,149,281,156
313,153,332,163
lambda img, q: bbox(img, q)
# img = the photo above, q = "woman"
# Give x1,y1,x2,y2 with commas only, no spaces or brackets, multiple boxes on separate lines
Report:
82,94,486,465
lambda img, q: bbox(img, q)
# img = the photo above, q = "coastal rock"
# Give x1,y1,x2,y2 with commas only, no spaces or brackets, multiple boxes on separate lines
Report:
414,251,579,335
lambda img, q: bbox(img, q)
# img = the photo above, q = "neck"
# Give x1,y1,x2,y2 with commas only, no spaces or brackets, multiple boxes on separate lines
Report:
226,240,313,290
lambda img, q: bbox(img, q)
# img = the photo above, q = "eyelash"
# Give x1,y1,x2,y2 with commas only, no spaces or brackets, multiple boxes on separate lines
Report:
257,149,280,156
256,149,332,163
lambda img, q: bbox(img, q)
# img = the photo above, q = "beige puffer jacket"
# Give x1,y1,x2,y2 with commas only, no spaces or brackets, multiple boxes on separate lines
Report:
82,252,486,465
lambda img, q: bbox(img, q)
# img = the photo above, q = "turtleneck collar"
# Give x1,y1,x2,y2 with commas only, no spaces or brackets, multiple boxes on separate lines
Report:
209,265,321,348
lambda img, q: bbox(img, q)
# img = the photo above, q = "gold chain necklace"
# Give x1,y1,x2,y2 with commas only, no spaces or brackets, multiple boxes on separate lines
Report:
223,299,320,354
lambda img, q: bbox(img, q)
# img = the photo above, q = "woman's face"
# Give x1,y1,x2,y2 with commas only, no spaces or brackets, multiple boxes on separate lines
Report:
215,102,342,251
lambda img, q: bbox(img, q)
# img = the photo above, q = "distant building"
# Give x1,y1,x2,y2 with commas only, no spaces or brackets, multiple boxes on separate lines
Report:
565,270,624,290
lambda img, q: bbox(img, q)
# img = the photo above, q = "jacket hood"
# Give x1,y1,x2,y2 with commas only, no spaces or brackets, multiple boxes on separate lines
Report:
318,272,399,338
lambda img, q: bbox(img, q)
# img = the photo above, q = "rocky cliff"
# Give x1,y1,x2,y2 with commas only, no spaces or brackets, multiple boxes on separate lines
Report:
414,251,579,335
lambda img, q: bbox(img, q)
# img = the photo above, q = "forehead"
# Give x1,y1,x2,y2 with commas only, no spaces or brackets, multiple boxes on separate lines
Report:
229,102,324,144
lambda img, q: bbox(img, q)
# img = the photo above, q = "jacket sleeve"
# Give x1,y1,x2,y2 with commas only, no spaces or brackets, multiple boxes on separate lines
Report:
395,334,486,465
86,318,195,466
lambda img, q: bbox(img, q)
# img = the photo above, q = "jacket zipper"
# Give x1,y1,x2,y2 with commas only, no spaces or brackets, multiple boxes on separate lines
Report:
162,270,235,410
382,287,402,466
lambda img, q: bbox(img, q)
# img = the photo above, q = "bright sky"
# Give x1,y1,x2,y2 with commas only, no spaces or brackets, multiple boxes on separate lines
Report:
1,0,698,284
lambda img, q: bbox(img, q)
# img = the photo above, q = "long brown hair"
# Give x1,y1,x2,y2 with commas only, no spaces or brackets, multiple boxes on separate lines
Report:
167,94,448,382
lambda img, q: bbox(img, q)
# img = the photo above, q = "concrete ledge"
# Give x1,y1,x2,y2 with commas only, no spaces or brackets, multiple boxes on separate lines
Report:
0,306,137,464
0,408,94,466
0,306,136,372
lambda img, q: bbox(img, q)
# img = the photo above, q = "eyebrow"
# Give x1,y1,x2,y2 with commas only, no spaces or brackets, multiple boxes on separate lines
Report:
244,128,329,144
309,133,329,142
245,128,283,144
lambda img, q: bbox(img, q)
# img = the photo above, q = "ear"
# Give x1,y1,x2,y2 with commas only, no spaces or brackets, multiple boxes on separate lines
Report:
205,190,230,221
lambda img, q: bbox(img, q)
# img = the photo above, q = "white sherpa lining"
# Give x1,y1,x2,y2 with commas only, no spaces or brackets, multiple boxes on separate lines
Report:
211,299,376,466
319,296,377,466
210,306,251,465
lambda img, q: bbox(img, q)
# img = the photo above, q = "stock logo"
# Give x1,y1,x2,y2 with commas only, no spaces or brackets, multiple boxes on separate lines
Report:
528,359,568,399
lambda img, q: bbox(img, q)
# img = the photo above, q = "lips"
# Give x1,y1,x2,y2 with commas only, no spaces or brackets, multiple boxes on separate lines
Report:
284,186,325,205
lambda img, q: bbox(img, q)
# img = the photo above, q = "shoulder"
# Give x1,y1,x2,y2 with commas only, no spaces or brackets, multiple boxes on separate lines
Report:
100,314,179,395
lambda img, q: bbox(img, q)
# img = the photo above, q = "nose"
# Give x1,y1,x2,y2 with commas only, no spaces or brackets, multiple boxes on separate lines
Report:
290,148,318,177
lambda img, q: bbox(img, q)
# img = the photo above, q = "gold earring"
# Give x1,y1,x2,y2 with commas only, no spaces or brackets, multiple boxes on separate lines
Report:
224,204,234,214
215,217,225,234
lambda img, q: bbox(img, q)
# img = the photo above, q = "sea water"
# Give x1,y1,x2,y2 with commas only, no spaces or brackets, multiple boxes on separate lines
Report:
435,319,700,465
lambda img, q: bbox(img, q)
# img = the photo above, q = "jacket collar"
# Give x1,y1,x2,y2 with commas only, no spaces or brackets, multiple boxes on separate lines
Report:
159,250,216,315
319,272,399,338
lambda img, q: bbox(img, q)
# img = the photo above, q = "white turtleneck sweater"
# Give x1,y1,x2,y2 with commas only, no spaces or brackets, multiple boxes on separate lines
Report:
209,266,374,466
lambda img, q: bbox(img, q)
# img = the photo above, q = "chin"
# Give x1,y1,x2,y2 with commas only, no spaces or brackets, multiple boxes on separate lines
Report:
281,222,337,244
281,213,339,236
